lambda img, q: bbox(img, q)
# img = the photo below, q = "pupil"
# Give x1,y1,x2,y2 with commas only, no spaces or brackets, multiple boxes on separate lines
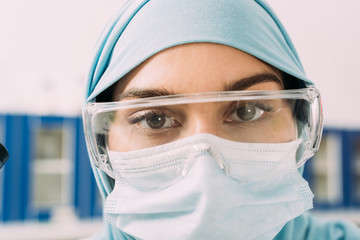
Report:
147,116,165,128
237,105,256,121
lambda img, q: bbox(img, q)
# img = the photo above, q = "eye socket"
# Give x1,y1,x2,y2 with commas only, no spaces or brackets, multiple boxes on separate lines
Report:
235,104,264,121
226,102,271,123
144,115,169,129
128,110,180,130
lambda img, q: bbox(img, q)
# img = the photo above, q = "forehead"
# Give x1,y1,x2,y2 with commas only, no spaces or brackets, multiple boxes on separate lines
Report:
113,43,283,99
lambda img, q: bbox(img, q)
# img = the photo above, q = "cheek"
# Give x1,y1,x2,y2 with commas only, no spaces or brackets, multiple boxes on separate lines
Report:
108,124,149,152
108,121,131,152
271,113,297,142
108,125,119,151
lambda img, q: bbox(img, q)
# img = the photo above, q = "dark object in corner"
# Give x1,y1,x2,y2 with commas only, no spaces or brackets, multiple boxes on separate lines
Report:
0,143,9,169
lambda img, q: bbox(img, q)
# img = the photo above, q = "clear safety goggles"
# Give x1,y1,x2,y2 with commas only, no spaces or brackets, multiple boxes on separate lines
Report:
83,87,323,181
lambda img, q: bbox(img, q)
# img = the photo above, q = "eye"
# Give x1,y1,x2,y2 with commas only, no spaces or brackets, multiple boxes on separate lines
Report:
143,114,171,129
227,102,271,123
235,104,264,121
129,110,179,130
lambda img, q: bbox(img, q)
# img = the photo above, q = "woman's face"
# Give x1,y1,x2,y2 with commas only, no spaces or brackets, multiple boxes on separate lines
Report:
109,43,296,151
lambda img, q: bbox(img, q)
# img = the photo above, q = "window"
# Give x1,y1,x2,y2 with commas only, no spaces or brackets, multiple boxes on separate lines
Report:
312,132,343,205
32,125,72,209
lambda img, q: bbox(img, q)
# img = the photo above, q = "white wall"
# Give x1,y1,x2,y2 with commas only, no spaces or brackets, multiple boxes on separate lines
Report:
0,0,359,127
0,0,123,115
268,0,360,128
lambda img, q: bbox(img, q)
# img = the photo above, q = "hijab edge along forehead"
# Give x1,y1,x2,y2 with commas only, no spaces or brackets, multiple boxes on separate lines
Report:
85,0,312,104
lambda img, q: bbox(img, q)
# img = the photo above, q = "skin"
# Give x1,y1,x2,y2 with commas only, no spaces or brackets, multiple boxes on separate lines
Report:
108,43,296,151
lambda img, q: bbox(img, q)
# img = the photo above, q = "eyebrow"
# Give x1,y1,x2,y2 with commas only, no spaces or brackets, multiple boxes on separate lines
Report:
116,73,282,101
115,88,177,101
224,73,282,91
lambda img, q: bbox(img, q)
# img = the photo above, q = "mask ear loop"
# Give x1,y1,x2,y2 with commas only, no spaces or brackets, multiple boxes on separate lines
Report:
95,146,115,179
294,140,314,169
293,108,316,170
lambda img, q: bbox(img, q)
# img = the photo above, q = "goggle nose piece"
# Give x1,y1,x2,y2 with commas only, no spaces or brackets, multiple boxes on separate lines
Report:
182,143,226,177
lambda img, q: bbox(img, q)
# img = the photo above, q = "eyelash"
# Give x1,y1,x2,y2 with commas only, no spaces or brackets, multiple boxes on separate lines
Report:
244,102,273,112
128,110,167,125
128,102,274,125
226,101,273,114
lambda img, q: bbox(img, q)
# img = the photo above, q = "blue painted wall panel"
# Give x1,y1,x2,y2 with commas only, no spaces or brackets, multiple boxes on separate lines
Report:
1,115,30,221
0,113,359,222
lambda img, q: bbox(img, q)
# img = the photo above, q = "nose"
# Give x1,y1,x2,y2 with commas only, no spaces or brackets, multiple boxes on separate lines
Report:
183,104,224,137
193,118,218,135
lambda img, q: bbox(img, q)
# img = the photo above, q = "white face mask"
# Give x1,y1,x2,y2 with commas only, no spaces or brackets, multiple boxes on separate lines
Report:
104,134,313,240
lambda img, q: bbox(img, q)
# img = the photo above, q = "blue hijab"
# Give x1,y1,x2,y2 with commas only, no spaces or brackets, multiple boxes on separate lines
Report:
84,0,360,239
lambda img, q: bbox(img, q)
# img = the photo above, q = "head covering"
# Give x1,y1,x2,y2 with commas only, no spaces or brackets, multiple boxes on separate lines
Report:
85,0,312,200
83,1,335,239
85,0,312,103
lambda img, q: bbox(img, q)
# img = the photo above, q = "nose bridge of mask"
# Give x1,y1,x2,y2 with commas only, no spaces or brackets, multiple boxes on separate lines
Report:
182,142,226,177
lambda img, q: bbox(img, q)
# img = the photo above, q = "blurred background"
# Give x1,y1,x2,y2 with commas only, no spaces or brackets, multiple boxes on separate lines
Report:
0,0,359,239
